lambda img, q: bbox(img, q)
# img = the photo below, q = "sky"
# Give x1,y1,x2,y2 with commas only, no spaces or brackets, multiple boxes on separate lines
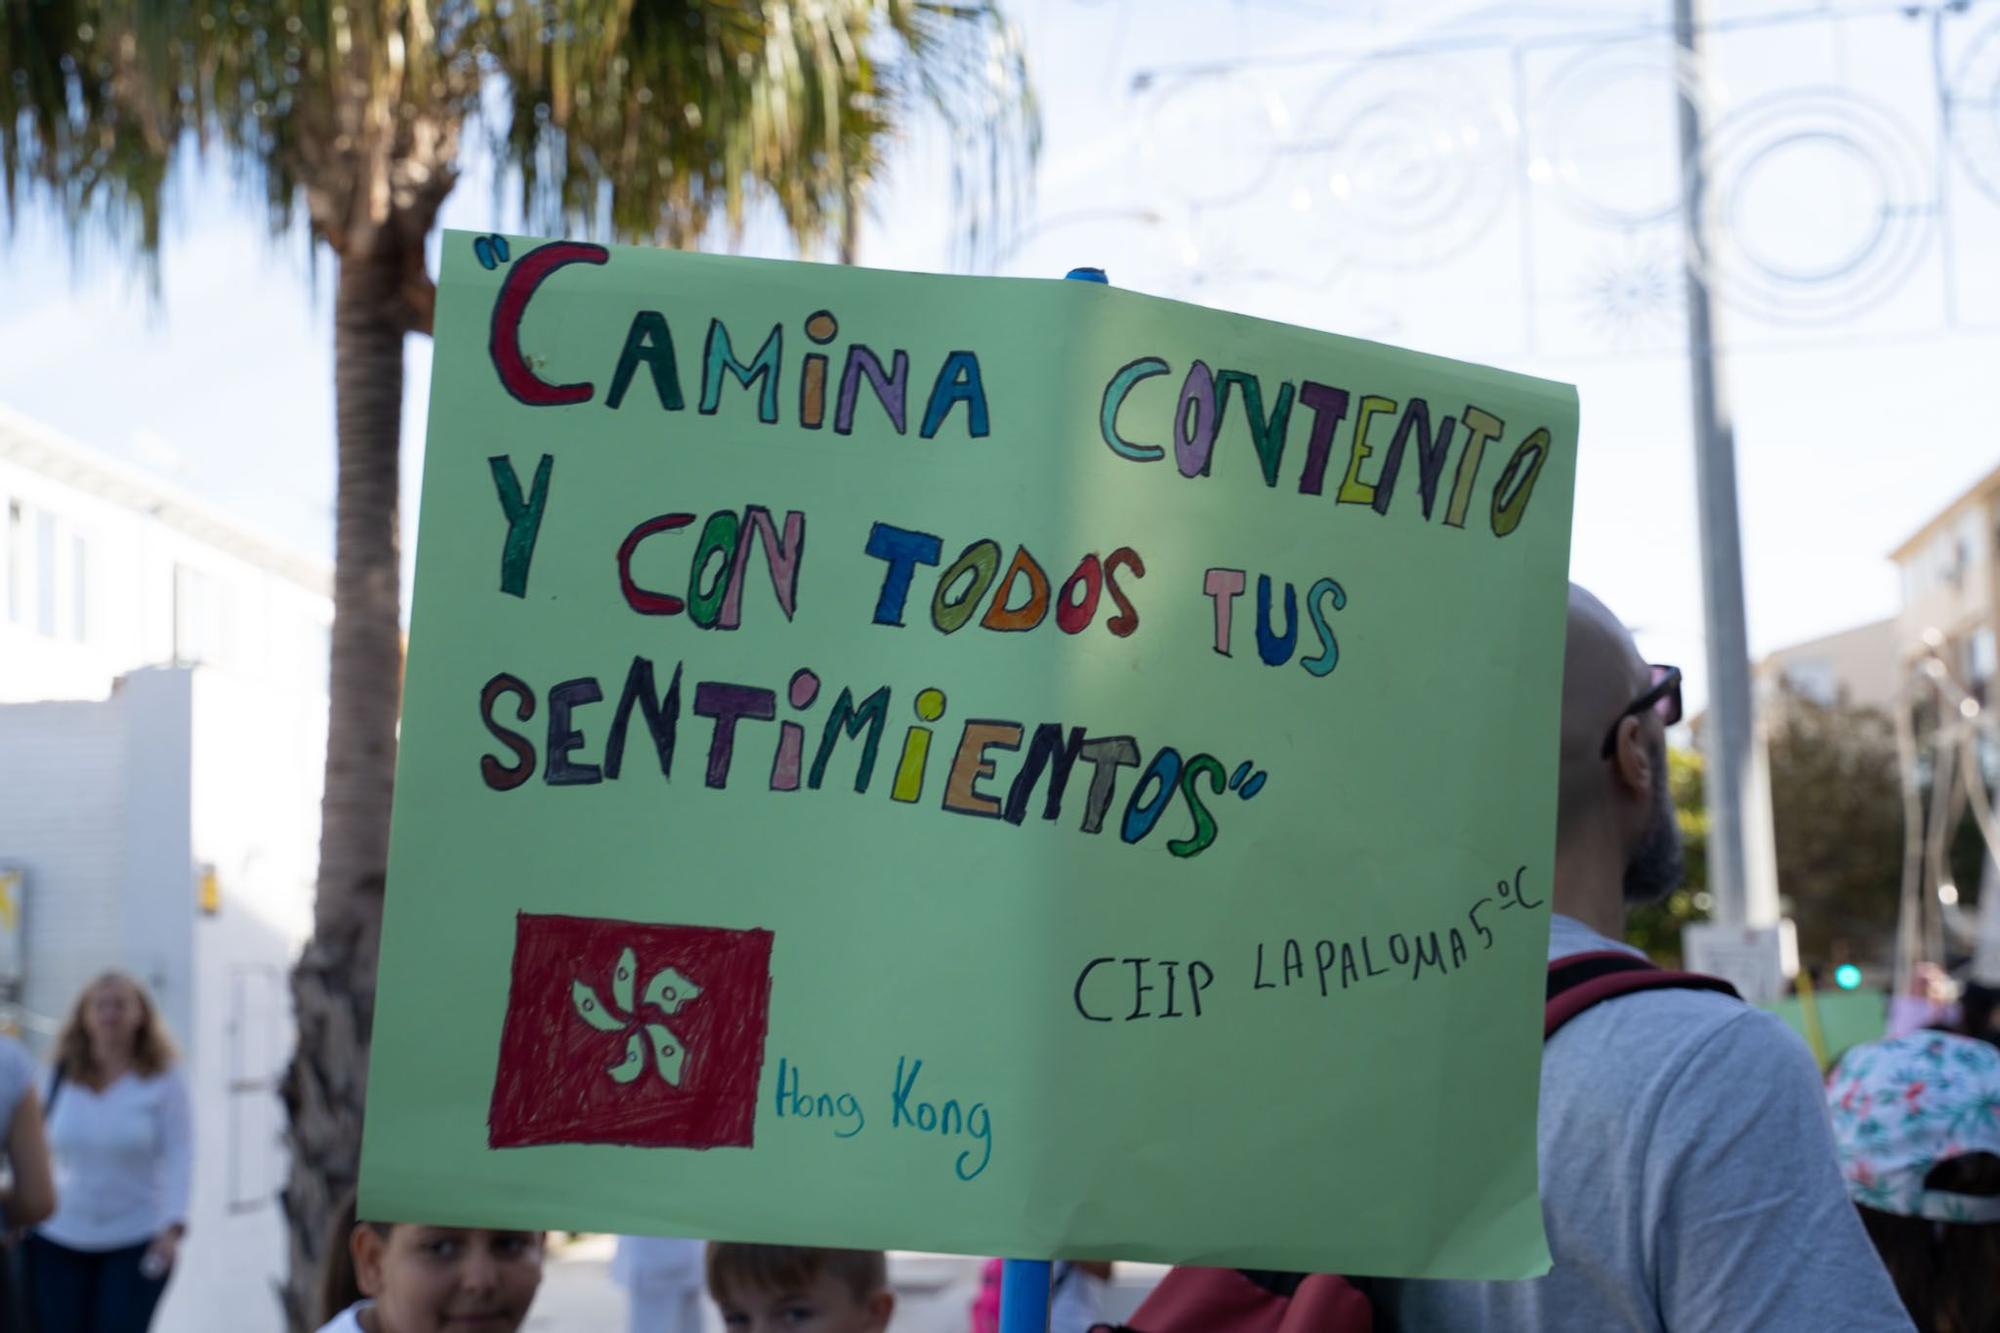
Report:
4,0,2000,716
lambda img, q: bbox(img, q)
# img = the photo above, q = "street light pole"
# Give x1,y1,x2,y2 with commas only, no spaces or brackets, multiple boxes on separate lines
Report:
1673,0,1775,928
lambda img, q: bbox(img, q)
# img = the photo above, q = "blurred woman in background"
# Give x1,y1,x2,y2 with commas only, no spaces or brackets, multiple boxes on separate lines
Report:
24,972,190,1333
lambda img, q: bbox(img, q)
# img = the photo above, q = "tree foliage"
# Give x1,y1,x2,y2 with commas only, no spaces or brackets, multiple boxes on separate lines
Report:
1766,688,1904,968
1632,689,1906,969
1,0,1036,278
1626,745,1709,964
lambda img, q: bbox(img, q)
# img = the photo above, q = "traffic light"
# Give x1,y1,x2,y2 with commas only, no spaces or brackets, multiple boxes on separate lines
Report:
1834,964,1862,991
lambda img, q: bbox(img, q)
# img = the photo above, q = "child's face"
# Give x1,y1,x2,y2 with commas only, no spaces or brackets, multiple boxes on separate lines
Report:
352,1225,544,1333
715,1272,894,1333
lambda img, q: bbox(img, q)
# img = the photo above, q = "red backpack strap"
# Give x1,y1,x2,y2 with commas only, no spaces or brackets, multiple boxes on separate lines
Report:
1545,950,1740,1039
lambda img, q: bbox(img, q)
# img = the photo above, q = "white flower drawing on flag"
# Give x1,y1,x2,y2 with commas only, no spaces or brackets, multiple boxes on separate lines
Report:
570,947,702,1087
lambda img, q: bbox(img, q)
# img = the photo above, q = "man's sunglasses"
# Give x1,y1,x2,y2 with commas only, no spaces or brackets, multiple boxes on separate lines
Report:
1600,664,1683,759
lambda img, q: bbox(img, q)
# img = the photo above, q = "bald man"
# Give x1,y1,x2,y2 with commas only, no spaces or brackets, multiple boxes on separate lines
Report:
1375,587,1912,1331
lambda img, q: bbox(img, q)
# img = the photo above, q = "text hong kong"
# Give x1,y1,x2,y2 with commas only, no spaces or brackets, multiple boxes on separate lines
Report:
489,241,1558,539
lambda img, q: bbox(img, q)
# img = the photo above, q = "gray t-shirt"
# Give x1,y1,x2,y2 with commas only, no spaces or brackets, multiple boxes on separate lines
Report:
1373,914,1913,1332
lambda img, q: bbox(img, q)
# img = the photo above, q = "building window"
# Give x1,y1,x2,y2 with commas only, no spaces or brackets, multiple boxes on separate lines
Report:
1785,660,1838,706
34,511,55,637
70,535,87,642
310,621,329,696
173,564,231,666
0,504,86,641
225,966,288,1214
279,613,331,697
1942,533,1968,589
5,501,23,626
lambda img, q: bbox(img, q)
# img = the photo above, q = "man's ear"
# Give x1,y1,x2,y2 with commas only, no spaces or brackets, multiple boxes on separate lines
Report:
1611,717,1657,801
865,1288,896,1332
352,1225,389,1299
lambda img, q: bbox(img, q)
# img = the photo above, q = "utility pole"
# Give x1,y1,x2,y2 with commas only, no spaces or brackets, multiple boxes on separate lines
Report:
1673,0,1777,927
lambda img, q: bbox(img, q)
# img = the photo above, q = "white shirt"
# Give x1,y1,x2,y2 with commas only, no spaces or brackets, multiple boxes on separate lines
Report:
314,1300,370,1333
37,1066,193,1251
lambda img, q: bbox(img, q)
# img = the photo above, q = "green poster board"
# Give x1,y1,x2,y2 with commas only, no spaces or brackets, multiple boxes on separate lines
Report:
359,232,1580,1279
1764,990,1889,1069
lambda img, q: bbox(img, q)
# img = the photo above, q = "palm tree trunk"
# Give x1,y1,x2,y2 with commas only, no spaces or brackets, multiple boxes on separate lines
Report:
279,242,407,1331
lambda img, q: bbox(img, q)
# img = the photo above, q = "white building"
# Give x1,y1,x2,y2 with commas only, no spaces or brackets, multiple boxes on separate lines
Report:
1890,464,2000,987
1891,461,2000,704
1754,618,1898,716
0,404,329,1333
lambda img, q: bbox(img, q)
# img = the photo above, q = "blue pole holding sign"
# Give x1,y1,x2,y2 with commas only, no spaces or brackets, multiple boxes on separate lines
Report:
998,1259,1053,1333
996,262,1108,1333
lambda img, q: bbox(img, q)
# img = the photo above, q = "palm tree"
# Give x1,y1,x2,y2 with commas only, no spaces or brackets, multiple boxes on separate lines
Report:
0,3,1033,1324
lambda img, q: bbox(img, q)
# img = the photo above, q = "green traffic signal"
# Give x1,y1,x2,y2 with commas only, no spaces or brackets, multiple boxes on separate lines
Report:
1834,964,1862,990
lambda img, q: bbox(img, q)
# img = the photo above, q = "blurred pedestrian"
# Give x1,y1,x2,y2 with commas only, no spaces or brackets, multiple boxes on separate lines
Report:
1889,962,1961,1040
612,1234,705,1333
1828,1030,2000,1332
1373,585,1913,1331
0,1029,55,1333
24,972,189,1333
316,1190,546,1333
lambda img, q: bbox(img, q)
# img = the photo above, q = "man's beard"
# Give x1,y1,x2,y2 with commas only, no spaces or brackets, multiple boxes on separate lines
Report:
1623,740,1685,905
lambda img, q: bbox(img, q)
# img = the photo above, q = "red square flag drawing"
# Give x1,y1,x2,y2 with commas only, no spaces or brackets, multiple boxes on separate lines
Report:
488,913,774,1150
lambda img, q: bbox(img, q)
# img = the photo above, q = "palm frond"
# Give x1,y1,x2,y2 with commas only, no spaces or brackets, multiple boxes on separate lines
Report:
1,0,1036,269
